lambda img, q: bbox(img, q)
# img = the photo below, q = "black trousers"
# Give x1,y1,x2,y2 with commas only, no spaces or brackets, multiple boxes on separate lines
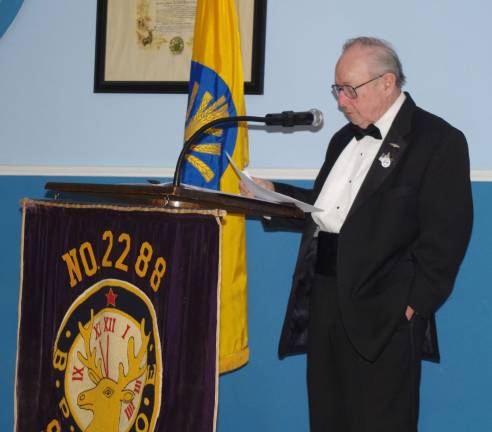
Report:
307,274,427,432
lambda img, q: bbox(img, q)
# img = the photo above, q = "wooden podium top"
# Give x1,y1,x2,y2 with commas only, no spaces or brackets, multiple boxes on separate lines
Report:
45,182,305,219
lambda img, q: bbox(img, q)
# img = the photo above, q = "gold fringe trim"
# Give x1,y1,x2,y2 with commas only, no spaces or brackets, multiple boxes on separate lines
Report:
20,199,226,218
213,215,222,432
13,203,27,432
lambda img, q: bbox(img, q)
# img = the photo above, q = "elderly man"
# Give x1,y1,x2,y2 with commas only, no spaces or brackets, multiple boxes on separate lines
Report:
242,37,473,431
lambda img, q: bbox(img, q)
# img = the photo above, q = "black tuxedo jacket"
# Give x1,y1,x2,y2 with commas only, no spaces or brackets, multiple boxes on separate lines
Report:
268,93,473,362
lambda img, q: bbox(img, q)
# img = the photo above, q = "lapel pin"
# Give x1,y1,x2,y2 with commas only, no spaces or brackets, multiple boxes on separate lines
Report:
379,152,392,168
389,142,400,149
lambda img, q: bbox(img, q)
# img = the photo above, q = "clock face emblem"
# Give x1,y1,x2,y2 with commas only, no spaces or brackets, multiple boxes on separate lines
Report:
52,279,162,432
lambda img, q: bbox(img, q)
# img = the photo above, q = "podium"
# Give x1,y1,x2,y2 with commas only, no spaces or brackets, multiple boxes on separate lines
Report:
15,182,304,432
44,181,305,219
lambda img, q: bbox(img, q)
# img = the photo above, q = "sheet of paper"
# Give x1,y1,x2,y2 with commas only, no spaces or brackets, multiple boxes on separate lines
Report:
226,154,322,213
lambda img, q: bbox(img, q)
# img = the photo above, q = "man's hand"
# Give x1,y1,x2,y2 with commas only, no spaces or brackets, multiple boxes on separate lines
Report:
239,177,275,198
405,305,415,321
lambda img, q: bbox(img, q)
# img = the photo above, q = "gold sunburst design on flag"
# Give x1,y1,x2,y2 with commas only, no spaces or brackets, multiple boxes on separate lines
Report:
184,82,230,183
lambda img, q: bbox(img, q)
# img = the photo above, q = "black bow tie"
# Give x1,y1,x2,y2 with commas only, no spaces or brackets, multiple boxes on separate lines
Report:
350,123,382,141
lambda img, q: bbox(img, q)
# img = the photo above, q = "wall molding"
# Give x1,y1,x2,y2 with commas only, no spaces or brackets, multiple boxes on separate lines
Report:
1,165,491,181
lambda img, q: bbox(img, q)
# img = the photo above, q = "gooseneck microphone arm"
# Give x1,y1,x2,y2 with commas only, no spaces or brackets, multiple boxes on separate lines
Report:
173,115,265,187
173,109,323,187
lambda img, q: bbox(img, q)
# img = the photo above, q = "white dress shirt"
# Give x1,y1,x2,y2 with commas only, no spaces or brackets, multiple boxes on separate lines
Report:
312,92,406,233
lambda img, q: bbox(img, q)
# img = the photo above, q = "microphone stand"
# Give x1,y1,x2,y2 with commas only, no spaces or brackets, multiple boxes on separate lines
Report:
173,109,322,187
173,115,266,187
45,113,312,218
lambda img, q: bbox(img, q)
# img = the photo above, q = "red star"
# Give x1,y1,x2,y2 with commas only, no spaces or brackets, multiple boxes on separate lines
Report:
105,288,118,307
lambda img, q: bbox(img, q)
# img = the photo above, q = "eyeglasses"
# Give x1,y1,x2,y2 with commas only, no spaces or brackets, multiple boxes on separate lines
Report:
331,74,384,100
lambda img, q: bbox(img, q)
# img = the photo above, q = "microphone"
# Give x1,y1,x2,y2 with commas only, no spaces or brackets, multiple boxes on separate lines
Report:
264,109,323,128
174,109,323,186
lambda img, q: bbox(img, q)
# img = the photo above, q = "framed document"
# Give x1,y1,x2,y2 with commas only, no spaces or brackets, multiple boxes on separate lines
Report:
94,0,266,94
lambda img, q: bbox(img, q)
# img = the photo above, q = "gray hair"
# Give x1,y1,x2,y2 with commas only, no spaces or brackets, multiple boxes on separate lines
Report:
343,37,406,88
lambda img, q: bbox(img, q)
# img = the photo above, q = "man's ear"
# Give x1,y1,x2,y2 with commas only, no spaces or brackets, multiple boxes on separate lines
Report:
383,72,397,91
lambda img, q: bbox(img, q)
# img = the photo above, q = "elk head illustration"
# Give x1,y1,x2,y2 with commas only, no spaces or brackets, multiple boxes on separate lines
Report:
76,310,149,432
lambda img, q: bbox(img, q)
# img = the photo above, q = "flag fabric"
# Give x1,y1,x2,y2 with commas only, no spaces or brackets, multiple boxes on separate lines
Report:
182,0,249,373
16,200,221,432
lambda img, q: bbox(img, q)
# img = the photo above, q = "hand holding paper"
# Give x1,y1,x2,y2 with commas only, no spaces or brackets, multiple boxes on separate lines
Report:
227,154,322,213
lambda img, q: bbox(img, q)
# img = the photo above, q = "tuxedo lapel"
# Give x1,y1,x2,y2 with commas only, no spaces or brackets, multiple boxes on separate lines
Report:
346,93,416,220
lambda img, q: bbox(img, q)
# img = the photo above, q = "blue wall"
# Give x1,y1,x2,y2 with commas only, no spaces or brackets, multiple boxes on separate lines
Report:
1,0,491,429
1,176,491,430
0,0,491,169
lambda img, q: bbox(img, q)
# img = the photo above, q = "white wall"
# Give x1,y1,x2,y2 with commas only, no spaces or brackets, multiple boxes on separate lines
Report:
0,0,490,169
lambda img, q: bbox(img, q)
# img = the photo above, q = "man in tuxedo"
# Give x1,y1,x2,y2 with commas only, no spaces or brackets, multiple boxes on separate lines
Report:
241,37,473,431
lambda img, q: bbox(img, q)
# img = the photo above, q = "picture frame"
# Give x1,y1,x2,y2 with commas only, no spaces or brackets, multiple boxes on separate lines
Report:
94,0,266,95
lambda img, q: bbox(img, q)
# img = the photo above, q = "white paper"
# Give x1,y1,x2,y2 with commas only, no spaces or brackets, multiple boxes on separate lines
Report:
226,154,322,213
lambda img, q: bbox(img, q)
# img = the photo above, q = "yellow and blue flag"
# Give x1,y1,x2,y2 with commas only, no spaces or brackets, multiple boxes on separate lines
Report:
182,0,249,373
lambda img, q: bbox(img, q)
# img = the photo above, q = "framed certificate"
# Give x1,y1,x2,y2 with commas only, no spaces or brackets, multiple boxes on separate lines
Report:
94,0,266,94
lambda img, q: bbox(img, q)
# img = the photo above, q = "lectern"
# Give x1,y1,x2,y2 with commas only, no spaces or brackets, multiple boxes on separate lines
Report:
44,181,305,219
15,181,304,432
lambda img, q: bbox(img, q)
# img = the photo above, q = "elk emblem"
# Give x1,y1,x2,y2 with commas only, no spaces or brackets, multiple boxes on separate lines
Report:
76,310,149,431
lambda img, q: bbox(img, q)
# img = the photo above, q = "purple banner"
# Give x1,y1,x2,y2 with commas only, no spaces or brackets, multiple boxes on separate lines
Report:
16,201,220,432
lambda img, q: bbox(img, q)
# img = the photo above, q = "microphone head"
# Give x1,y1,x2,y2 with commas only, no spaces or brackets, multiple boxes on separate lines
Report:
309,109,323,128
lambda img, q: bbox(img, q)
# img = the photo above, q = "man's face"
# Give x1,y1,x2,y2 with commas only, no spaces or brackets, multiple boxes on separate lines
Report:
334,46,388,128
